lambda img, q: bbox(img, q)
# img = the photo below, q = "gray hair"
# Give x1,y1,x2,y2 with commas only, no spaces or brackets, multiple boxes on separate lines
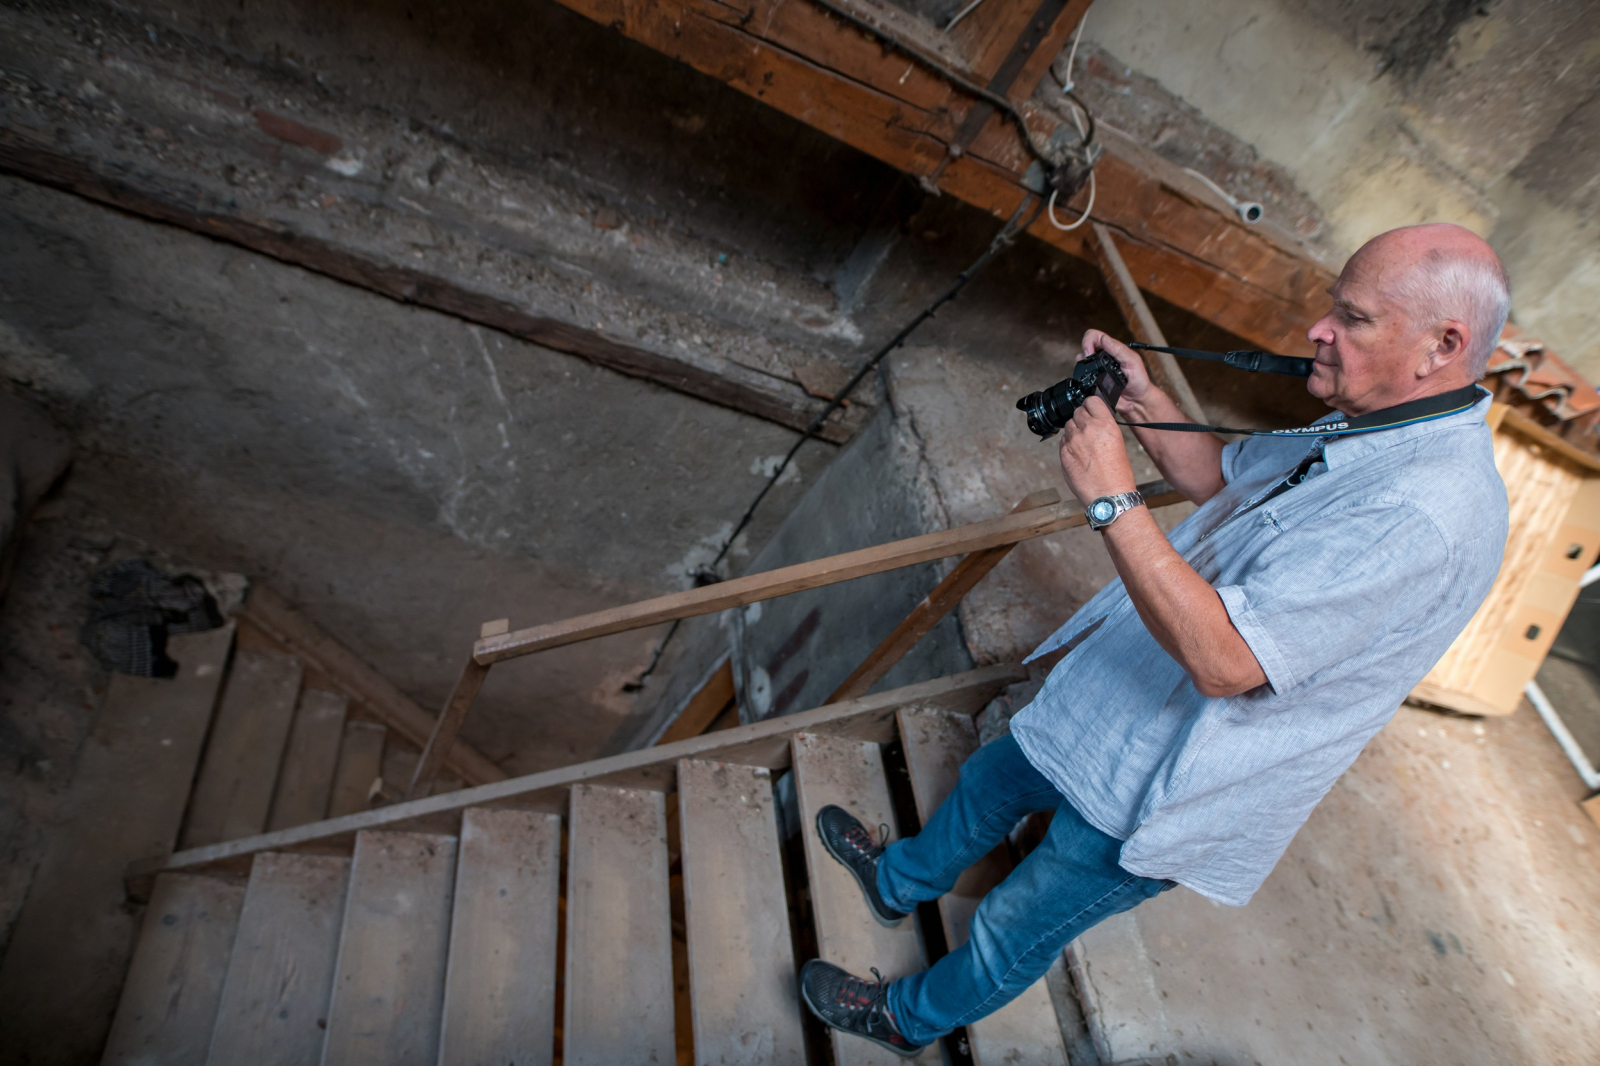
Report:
1389,246,1511,378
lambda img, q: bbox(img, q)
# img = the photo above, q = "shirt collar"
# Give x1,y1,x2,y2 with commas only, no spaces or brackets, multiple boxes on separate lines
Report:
1320,386,1492,471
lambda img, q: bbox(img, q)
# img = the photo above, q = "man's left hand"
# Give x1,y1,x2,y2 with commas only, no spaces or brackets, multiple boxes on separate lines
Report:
1058,396,1137,504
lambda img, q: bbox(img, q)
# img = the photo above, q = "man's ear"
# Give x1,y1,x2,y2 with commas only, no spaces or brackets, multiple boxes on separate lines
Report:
1419,320,1470,377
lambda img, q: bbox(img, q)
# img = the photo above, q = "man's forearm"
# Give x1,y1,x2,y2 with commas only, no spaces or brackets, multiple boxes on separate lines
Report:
1100,507,1267,697
1119,387,1227,504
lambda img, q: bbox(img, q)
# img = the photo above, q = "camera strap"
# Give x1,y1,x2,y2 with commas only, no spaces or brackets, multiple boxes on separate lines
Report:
1129,342,1313,378
1118,383,1485,438
1114,345,1486,439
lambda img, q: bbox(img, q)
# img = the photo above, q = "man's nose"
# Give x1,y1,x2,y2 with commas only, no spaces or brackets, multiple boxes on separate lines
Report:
1306,315,1336,348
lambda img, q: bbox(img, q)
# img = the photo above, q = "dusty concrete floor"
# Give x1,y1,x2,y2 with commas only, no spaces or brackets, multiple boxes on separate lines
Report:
1114,700,1600,1065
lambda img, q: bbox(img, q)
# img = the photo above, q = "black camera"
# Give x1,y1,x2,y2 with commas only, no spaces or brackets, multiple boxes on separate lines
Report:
1016,350,1128,439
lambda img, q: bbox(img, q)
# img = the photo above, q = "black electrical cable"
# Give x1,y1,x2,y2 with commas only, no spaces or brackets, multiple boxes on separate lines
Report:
623,193,1048,691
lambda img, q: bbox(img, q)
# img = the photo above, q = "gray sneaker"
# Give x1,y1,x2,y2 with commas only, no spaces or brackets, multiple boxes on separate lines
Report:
816,805,909,927
801,959,927,1058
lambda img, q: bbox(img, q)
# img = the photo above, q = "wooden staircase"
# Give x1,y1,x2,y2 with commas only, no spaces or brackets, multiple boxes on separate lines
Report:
97,483,1188,1064
100,663,1091,1065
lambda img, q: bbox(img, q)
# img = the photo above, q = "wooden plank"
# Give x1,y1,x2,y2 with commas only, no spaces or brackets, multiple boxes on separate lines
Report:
895,708,1068,1066
1090,221,1207,425
0,625,235,1064
206,853,351,1066
182,650,304,848
406,658,491,800
1501,407,1600,474
1416,412,1594,714
542,0,1335,356
657,659,738,746
677,759,807,1065
922,0,1085,188
951,0,1091,98
478,479,1181,663
238,585,505,786
150,664,1024,879
321,831,457,1066
327,720,387,818
563,785,676,1065
0,129,858,446
267,689,350,830
829,490,1058,703
438,808,562,1066
790,732,935,1064
101,873,246,1065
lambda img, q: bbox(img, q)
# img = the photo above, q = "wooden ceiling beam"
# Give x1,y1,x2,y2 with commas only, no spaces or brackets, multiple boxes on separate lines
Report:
556,0,1333,355
949,0,1092,98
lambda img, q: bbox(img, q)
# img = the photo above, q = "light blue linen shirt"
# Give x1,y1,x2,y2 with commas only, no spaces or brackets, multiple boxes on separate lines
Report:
1011,391,1507,905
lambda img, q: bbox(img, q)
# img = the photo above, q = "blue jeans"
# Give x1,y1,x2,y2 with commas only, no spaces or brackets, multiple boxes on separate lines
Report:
877,734,1172,1046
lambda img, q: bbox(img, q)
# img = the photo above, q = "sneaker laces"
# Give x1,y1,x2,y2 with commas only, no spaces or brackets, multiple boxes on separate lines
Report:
833,966,894,1030
842,821,891,858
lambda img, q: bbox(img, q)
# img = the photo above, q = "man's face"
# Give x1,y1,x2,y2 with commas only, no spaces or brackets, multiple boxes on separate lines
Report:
1303,242,1434,416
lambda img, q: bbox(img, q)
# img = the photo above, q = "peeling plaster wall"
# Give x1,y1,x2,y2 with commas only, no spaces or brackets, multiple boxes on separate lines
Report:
1083,0,1600,376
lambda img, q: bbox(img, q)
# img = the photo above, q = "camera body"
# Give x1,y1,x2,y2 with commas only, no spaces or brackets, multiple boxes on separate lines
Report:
1016,350,1128,439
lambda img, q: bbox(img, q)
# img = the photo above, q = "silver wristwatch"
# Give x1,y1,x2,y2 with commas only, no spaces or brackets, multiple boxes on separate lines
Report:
1086,490,1145,531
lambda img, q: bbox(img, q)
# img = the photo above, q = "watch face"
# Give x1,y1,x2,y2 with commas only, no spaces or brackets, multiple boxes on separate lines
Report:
1091,500,1116,523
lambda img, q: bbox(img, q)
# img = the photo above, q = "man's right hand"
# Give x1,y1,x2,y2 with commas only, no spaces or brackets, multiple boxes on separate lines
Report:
1077,329,1229,505
1078,330,1156,408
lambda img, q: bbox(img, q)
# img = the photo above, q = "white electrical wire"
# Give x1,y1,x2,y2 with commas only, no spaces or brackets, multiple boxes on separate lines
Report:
1047,169,1095,231
944,0,988,32
1060,13,1087,92
1182,166,1265,224
1046,73,1095,232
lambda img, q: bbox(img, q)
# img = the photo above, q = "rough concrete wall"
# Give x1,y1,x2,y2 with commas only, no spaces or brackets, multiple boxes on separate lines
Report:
0,174,833,773
0,0,938,781
733,407,973,720
1081,0,1600,376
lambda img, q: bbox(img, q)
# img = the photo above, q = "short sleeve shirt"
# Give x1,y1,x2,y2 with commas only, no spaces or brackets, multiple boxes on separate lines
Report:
1009,391,1508,905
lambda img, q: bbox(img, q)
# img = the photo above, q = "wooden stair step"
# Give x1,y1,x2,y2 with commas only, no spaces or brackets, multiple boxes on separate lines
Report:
101,872,246,1065
321,830,457,1066
438,808,562,1066
326,719,387,817
790,732,936,1065
896,707,1069,1066
267,689,350,830
181,649,304,848
677,758,807,1066
206,852,351,1066
563,784,675,1066
0,625,235,1064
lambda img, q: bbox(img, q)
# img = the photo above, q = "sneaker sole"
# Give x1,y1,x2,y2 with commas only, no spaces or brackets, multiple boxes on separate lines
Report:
799,961,925,1059
815,810,907,928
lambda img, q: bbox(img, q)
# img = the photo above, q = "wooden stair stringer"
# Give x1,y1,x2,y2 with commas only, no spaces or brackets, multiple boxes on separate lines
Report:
140,664,1024,886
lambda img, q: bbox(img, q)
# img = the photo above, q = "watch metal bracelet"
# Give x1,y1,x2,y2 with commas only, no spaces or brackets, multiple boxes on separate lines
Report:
1086,490,1146,530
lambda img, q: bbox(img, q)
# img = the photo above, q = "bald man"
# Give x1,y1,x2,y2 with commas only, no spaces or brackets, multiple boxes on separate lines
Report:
801,224,1512,1056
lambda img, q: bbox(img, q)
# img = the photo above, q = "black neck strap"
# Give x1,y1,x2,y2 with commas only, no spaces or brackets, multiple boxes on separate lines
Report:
1130,342,1313,378
1120,384,1488,439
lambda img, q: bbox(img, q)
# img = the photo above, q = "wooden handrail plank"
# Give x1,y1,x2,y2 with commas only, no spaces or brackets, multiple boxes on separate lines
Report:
476,480,1179,663
133,664,1024,887
406,658,492,800
827,489,1061,703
